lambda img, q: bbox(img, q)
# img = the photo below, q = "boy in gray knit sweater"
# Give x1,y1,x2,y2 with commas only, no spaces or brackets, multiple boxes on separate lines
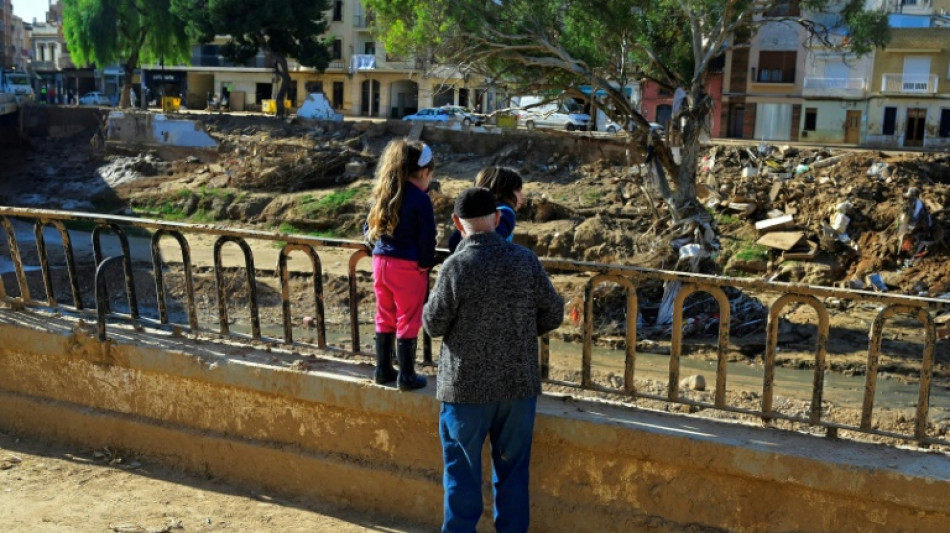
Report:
423,187,563,533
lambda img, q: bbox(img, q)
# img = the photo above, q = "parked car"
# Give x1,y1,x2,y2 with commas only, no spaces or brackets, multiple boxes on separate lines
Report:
439,105,482,126
78,91,112,106
603,118,665,135
403,108,450,123
516,102,591,131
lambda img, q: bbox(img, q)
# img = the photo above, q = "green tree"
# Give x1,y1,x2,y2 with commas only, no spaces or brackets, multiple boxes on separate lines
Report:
366,0,889,224
62,0,191,108
171,0,334,117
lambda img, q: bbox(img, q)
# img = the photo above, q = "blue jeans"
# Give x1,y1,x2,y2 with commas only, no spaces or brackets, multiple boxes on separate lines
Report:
439,396,538,533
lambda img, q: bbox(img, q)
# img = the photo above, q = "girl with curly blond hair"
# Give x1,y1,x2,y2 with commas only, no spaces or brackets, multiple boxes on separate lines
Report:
365,139,435,390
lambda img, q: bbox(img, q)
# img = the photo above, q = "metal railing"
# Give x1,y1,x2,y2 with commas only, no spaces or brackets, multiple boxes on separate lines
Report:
802,77,867,97
0,207,947,448
881,73,939,94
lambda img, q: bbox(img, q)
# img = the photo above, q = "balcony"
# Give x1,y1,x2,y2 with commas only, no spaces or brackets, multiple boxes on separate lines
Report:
881,73,938,93
380,56,426,71
349,54,376,73
802,77,867,98
353,13,375,30
31,60,56,71
327,60,345,71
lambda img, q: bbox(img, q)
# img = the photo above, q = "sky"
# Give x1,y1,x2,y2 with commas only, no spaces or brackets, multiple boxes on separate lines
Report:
12,0,53,24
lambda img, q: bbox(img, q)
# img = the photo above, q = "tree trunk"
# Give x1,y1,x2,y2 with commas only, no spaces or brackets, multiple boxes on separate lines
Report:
119,31,147,110
675,121,700,213
120,62,135,109
673,86,715,219
274,56,291,118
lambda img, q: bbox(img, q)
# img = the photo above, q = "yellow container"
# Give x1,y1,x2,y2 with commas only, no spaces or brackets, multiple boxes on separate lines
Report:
496,114,517,129
262,99,293,115
162,96,181,112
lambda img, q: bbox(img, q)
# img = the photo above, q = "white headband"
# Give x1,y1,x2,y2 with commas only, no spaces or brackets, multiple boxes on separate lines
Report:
418,144,433,167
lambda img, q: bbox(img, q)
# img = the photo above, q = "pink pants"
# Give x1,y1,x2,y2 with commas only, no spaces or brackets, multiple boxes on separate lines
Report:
373,255,428,339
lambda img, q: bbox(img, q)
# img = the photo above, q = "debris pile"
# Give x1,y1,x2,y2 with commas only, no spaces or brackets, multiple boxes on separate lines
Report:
699,145,950,295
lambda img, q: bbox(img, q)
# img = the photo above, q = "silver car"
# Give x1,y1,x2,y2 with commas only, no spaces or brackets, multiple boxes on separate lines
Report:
517,103,591,131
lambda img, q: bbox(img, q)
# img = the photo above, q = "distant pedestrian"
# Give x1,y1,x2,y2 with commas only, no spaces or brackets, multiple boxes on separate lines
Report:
364,139,436,390
424,187,564,532
448,166,524,253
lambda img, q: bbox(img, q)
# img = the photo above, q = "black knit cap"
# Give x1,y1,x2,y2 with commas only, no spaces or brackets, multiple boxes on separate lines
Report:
454,187,497,219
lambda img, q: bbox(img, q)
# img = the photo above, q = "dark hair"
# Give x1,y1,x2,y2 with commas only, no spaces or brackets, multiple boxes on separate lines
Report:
474,166,522,208
403,139,435,174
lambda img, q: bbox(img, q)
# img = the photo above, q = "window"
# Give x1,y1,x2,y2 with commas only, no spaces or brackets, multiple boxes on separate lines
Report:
764,0,801,17
940,109,950,137
332,39,342,60
305,81,323,94
804,108,817,131
883,107,897,135
332,81,344,109
364,42,376,55
757,51,796,83
333,0,343,21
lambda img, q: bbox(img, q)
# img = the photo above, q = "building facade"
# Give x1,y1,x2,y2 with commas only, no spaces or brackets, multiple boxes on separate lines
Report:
862,1,950,149
139,0,483,116
1,0,12,68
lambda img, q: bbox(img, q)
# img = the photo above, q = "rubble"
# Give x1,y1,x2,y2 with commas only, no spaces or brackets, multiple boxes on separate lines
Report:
699,143,949,296
4,115,949,346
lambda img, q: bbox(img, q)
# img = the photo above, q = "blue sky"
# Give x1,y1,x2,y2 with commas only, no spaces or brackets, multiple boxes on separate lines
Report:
13,0,52,24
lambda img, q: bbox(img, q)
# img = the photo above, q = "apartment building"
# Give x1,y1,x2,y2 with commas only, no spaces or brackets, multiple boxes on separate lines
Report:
1,0,12,68
797,6,874,145
10,14,27,71
861,0,950,149
140,0,481,116
290,0,477,118
746,2,808,142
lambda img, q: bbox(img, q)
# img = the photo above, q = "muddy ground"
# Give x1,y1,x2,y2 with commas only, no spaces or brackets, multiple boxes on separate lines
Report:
2,115,950,530
0,430,426,532
3,115,950,436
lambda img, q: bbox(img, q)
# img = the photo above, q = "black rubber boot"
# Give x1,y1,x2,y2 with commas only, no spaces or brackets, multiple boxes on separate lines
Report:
374,332,397,384
396,337,427,391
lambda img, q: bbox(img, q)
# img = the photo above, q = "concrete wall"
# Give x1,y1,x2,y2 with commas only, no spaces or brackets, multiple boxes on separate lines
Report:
105,110,217,149
0,311,948,533
19,104,103,138
401,121,632,166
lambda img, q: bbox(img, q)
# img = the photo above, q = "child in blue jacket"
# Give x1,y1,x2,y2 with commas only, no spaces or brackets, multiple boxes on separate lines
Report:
447,166,524,253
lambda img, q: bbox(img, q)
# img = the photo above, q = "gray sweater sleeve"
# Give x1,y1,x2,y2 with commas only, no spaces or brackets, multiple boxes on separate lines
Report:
422,262,457,338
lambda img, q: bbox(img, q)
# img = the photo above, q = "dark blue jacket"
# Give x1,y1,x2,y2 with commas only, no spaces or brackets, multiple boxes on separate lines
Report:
370,183,436,268
447,203,516,253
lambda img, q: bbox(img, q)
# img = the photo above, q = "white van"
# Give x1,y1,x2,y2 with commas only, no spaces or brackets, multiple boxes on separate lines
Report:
512,96,591,131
